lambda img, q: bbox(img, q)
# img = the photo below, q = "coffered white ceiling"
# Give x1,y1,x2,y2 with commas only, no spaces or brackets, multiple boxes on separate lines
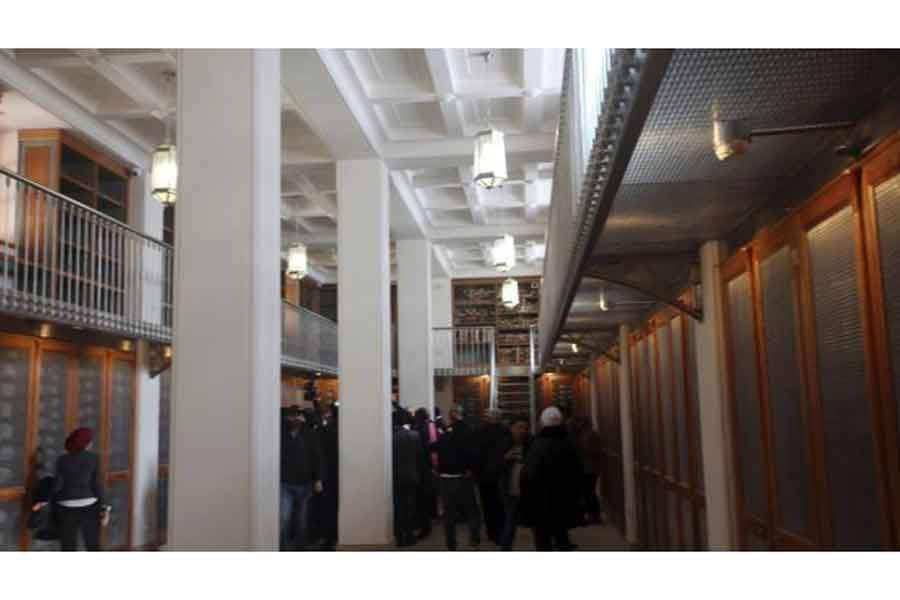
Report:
0,48,565,282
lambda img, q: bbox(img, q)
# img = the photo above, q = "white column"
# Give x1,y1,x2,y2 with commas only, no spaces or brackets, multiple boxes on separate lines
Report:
695,240,737,550
168,49,281,550
618,324,638,547
431,277,453,372
396,239,434,412
431,277,452,327
337,159,393,546
129,172,162,549
589,353,599,431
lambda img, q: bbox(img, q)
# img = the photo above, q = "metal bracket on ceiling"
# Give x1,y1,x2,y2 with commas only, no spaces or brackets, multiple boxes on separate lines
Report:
584,270,703,322
558,334,621,364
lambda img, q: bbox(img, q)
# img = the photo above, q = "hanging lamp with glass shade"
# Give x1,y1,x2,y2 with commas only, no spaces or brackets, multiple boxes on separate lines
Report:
152,71,177,205
471,51,507,189
501,277,520,308
492,233,516,272
151,143,177,205
473,127,507,189
287,242,308,280
286,218,308,280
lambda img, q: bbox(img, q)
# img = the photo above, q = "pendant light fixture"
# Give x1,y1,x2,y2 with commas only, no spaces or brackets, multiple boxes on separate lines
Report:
472,51,507,190
501,277,520,309
491,233,516,272
286,219,307,280
152,71,177,205
287,243,308,280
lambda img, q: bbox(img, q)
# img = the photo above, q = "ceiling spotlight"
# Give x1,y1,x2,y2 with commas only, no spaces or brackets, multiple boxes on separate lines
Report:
598,291,609,312
571,343,579,354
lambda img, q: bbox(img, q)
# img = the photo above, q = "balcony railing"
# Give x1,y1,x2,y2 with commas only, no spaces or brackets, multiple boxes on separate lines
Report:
0,166,173,342
433,326,496,377
282,300,338,375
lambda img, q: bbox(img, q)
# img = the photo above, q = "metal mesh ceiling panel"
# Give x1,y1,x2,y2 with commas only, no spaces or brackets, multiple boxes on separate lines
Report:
604,49,900,250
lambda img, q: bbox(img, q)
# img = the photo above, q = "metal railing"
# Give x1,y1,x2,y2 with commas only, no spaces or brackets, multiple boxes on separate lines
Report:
0,166,173,342
433,326,496,376
282,300,338,375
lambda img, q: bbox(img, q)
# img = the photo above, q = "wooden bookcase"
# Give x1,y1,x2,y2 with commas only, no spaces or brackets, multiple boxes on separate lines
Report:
19,129,130,224
452,277,541,367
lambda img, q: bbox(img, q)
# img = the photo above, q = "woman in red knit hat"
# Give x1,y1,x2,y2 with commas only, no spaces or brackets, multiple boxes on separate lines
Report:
34,427,110,550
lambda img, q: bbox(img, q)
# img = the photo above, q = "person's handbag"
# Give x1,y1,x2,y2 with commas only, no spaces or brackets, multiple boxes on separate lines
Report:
27,475,59,540
27,501,59,540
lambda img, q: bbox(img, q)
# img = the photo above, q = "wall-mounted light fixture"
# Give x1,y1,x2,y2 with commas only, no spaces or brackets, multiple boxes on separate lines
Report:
713,117,855,162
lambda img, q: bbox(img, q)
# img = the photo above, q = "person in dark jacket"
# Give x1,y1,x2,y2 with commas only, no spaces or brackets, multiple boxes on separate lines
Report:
280,406,323,551
432,406,481,550
413,407,437,539
498,414,532,550
521,406,584,551
393,409,427,547
39,428,109,551
572,417,604,524
475,408,511,545
311,393,339,550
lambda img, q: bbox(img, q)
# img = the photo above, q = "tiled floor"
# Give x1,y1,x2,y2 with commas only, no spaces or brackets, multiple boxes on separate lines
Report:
340,521,628,552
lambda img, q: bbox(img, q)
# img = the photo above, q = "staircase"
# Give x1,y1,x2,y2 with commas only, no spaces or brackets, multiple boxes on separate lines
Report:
496,376,533,419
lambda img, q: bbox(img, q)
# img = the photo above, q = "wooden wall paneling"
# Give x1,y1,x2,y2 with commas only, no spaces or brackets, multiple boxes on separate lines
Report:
720,249,760,550
752,220,820,549
664,312,686,550
794,175,890,549
860,134,900,548
650,325,668,549
850,172,894,550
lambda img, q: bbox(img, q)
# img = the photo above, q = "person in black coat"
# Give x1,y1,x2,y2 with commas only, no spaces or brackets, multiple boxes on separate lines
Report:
393,409,427,547
413,407,437,538
431,406,482,550
44,428,110,551
280,406,323,551
474,408,511,545
497,414,532,550
520,406,584,551
311,394,339,550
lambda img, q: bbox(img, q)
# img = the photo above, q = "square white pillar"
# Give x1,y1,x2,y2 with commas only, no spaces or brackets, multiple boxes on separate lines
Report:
337,159,393,546
128,172,163,549
695,240,738,550
618,323,638,547
396,238,434,412
168,49,281,550
431,277,453,373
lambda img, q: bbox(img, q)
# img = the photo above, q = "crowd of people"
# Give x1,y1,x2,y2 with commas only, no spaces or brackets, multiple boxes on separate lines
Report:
388,400,606,551
25,379,604,552
279,381,606,551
